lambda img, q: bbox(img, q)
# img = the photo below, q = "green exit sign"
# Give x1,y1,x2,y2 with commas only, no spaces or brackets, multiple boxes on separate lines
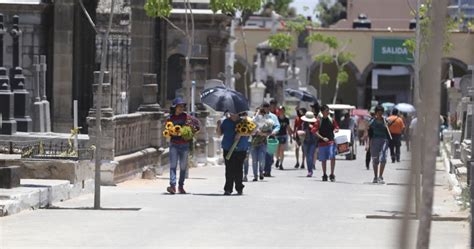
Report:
372,37,414,65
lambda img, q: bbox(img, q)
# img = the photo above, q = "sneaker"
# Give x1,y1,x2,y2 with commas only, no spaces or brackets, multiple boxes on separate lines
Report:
224,191,231,196
252,177,258,182
329,174,336,182
259,174,264,180
294,163,300,169
237,190,243,195
391,158,396,163
322,174,328,181
378,177,385,184
275,160,280,168
372,177,378,184
300,164,305,169
279,163,284,170
243,176,248,182
178,186,186,194
307,172,313,177
167,186,176,194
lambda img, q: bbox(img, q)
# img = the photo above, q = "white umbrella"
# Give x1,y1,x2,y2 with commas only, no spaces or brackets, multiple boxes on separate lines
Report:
395,103,416,113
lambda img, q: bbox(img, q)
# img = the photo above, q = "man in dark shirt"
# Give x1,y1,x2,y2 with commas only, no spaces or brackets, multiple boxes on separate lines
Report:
313,105,339,182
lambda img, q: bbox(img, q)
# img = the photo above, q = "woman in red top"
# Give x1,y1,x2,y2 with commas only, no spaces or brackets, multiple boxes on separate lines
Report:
293,107,306,169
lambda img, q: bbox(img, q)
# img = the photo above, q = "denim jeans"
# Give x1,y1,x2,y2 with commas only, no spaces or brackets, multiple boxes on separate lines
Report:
264,152,274,174
303,142,316,174
243,153,249,176
169,143,189,187
251,144,267,177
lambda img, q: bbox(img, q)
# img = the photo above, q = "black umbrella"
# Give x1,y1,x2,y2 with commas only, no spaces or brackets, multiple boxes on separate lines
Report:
200,86,249,114
284,88,317,102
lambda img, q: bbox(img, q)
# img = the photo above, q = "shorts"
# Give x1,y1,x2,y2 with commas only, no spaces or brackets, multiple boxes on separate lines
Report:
370,138,388,163
318,143,337,161
277,135,288,144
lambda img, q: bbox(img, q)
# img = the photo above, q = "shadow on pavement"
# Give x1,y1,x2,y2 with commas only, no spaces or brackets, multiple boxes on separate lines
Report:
44,206,141,211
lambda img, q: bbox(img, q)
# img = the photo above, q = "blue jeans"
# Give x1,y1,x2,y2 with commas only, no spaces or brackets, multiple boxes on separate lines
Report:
251,144,267,177
169,143,189,187
303,142,316,174
264,152,274,174
243,153,250,176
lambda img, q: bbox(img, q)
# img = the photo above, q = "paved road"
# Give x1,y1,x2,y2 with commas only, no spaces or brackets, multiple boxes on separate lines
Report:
0,145,469,249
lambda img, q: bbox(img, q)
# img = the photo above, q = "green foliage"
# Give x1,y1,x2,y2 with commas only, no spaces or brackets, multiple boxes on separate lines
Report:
337,70,349,84
145,0,265,17
210,0,266,15
338,51,354,64
305,33,338,48
319,73,330,85
316,0,346,27
262,0,295,17
285,15,313,33
269,33,294,50
314,54,333,64
404,0,465,56
144,0,172,18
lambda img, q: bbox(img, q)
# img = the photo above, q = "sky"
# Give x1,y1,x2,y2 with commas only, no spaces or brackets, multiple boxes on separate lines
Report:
290,0,321,19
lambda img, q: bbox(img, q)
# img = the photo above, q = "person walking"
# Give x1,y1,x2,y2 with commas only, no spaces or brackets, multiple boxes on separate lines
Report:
387,108,405,163
293,107,307,169
165,97,194,194
368,105,390,184
313,105,339,182
275,106,293,170
216,112,250,195
365,112,375,170
251,103,280,180
261,102,280,177
357,115,369,146
301,111,318,177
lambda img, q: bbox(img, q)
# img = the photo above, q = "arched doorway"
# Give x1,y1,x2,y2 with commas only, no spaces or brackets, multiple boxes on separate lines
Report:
309,61,360,106
441,57,468,117
166,54,185,100
361,64,414,108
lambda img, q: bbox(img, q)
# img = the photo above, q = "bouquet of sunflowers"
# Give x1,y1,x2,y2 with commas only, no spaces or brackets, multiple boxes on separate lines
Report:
225,117,257,160
163,115,201,141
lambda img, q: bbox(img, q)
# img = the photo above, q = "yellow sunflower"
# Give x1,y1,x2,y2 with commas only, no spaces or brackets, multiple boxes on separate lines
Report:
163,130,171,138
173,125,182,135
240,127,249,134
165,122,174,130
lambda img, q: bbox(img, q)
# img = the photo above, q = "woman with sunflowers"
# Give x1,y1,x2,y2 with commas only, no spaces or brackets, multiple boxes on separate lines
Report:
216,112,251,195
164,97,200,195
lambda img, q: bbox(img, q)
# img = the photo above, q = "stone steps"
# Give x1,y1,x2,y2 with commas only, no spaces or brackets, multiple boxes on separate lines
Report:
0,178,94,217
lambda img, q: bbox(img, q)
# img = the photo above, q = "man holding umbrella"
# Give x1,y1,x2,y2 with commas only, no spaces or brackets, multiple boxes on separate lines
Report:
216,112,249,195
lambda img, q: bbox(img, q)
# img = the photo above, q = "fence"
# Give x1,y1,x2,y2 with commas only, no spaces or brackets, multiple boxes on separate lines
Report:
0,139,93,161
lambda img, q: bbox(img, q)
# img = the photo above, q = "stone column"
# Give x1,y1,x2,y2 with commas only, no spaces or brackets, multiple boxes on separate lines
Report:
87,71,115,161
53,0,74,132
195,111,209,166
208,36,227,80
130,0,156,112
32,56,44,132
40,55,51,132
138,73,160,112
0,68,16,134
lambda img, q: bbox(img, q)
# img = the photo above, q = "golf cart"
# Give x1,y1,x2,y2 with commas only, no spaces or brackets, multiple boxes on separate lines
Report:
327,104,357,160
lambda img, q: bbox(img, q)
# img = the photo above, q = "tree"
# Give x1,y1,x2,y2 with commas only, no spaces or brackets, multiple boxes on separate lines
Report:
316,0,346,27
262,0,296,18
145,0,265,103
305,33,354,104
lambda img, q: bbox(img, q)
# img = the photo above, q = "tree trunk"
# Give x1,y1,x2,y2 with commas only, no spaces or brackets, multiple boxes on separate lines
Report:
416,0,448,248
332,80,340,104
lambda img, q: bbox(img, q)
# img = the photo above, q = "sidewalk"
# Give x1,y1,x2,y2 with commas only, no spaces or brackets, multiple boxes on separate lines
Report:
0,179,94,217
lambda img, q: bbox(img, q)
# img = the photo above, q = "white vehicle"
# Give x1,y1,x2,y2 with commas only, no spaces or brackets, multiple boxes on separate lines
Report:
327,104,357,160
